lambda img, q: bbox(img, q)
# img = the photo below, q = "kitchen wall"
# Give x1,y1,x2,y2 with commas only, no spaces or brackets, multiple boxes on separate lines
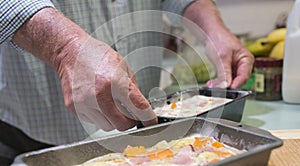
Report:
215,0,295,38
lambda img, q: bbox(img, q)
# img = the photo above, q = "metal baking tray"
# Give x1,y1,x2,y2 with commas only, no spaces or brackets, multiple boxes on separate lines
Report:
149,87,251,124
12,117,282,166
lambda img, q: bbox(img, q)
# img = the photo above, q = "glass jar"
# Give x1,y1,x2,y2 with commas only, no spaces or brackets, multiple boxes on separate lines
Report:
254,57,283,100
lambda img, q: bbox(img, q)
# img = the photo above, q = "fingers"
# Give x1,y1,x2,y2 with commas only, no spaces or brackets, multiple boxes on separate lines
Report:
109,57,158,127
230,52,254,88
74,89,138,131
77,111,115,131
205,42,232,89
66,40,157,131
209,58,232,88
206,79,228,89
127,82,158,126
111,70,158,127
208,52,253,89
73,96,116,131
205,39,254,89
96,82,139,131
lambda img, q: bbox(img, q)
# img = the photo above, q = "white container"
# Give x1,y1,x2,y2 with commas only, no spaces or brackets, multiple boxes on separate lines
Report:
282,0,300,104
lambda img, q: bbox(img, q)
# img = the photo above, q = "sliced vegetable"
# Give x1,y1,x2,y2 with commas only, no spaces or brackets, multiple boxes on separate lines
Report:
208,158,220,164
213,151,233,158
148,149,173,160
113,159,124,163
124,146,146,157
170,101,177,109
212,141,225,148
193,137,211,148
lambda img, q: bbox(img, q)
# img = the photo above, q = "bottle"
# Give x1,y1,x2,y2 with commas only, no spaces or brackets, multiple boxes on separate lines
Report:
254,58,283,101
282,0,300,104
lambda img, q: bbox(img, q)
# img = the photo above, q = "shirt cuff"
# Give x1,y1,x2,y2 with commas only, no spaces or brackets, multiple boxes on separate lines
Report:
162,0,196,27
0,0,55,44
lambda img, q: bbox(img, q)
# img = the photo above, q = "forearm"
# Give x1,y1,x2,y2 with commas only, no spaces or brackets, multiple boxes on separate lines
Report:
12,8,90,73
183,0,230,38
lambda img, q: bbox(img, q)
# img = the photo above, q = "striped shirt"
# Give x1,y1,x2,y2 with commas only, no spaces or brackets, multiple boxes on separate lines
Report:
0,0,195,145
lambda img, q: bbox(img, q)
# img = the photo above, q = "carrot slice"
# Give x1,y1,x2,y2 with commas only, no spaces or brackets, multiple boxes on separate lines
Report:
214,151,233,157
193,137,211,148
170,102,177,109
212,141,225,148
208,158,219,164
148,149,173,160
113,159,124,163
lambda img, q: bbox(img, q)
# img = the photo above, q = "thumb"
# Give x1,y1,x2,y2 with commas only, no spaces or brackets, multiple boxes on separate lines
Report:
208,61,232,88
205,42,232,88
124,82,158,126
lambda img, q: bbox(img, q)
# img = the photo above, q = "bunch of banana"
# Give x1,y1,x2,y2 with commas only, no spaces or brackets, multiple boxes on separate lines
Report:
246,28,286,59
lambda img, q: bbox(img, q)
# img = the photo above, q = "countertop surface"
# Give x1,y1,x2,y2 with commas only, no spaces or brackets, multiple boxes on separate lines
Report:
268,130,300,166
241,99,300,130
242,99,300,166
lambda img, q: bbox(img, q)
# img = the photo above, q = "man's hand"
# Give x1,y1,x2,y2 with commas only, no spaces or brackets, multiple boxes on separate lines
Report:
203,29,254,88
12,8,157,131
184,0,254,88
59,38,157,131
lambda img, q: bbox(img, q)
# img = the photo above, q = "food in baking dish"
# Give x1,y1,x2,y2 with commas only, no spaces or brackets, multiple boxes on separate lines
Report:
153,95,233,118
77,134,245,166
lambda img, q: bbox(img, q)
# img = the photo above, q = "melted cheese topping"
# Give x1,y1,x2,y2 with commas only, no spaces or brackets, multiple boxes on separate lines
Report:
77,135,245,166
153,95,233,118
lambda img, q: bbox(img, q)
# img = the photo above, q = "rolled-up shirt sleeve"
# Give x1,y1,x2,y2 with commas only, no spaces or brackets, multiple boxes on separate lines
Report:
162,0,195,27
0,0,55,44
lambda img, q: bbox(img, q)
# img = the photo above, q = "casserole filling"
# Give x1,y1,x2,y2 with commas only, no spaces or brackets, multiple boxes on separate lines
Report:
78,135,245,166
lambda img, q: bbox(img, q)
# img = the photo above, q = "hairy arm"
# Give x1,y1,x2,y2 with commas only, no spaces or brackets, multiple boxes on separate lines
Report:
12,7,157,131
183,0,254,88
12,8,88,74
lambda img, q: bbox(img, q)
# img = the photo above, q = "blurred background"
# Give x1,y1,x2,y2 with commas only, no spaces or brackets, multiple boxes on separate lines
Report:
160,0,294,94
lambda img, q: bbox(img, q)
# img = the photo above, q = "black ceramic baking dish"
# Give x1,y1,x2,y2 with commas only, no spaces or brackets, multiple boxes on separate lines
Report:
12,117,282,166
149,87,251,124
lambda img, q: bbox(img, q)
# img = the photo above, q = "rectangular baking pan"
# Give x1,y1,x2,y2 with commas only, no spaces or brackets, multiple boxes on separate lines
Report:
149,87,251,124
12,117,282,166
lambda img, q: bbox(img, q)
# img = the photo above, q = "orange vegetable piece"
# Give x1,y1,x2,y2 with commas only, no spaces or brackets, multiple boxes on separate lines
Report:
212,141,225,148
193,137,211,148
148,149,173,160
194,137,204,148
124,146,146,157
170,102,177,109
214,151,233,158
208,158,219,164
113,159,124,163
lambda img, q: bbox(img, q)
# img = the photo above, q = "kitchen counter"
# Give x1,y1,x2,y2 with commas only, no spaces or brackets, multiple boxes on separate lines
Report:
242,99,300,166
241,99,300,130
268,130,300,166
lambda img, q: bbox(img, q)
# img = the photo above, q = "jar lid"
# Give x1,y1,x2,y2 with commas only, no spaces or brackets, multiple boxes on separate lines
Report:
255,57,283,68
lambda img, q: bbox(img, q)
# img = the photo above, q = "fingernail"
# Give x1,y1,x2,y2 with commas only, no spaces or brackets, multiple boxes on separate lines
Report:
206,81,213,88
